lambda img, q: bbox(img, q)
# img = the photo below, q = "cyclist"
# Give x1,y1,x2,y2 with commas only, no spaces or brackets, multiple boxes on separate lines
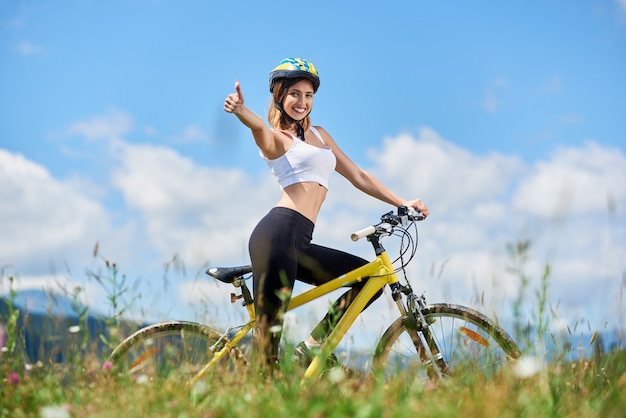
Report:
223,57,429,371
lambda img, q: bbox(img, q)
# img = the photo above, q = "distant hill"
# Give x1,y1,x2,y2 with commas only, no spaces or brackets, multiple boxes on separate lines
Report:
1,289,623,368
0,289,145,364
9,288,96,318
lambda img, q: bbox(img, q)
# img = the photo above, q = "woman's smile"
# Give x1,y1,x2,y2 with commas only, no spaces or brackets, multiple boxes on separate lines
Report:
292,105,307,115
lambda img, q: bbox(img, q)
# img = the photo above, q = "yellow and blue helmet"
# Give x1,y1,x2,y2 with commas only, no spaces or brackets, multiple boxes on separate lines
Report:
269,57,320,93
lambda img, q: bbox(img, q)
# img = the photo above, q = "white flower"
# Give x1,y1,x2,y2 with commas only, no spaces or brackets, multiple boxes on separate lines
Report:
191,381,208,397
326,367,346,384
268,325,283,334
513,356,542,378
68,325,81,334
40,405,71,418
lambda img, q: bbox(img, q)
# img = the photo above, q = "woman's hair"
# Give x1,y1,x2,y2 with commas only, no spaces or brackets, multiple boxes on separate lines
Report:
267,78,312,132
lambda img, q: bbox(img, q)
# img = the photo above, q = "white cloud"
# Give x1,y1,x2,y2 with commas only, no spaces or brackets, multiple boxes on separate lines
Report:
369,127,524,216
483,77,510,113
171,125,208,144
512,142,626,217
2,121,624,348
65,109,132,141
535,75,563,96
0,150,112,271
343,131,623,337
14,41,42,57
110,139,275,266
0,272,105,314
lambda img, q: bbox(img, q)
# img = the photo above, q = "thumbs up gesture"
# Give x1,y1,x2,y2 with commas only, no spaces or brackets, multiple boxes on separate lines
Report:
224,80,245,114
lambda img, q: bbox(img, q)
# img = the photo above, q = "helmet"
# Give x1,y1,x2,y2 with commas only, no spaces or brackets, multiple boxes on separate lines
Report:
269,57,320,93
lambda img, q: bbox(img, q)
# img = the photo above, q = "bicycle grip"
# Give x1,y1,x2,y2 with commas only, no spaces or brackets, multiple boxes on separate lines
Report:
350,225,376,241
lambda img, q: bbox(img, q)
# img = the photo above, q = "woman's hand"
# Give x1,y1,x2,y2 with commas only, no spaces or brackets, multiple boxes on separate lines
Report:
404,199,429,218
224,80,244,114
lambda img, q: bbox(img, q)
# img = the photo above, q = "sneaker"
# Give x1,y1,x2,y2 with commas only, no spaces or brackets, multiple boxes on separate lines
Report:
293,341,339,369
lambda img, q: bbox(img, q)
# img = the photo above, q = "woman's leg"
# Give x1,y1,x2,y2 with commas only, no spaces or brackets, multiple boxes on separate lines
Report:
296,244,383,343
248,208,312,367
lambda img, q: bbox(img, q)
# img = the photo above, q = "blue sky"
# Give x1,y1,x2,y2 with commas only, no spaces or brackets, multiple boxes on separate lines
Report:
1,1,625,350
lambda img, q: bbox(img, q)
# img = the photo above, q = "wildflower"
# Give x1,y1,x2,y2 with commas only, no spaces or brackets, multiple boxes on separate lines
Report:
191,381,208,397
101,361,114,370
0,322,5,351
326,367,346,384
40,405,71,418
68,325,81,334
268,325,283,334
136,374,149,384
8,371,19,385
513,356,542,379
423,379,437,391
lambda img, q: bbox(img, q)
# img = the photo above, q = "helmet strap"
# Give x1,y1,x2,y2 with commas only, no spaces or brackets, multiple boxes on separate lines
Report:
274,101,307,141
295,121,305,142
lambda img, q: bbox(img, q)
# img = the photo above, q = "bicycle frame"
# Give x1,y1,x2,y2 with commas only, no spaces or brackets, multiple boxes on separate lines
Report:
295,247,399,379
188,235,402,386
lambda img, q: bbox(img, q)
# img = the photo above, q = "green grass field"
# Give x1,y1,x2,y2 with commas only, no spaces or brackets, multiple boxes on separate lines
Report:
2,245,625,417
2,344,625,418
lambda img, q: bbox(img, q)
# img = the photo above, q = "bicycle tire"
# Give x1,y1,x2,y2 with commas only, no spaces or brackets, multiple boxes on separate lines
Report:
373,303,521,381
109,321,246,383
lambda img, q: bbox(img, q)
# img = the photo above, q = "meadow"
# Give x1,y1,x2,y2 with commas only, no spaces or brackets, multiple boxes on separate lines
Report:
1,248,625,418
1,344,625,418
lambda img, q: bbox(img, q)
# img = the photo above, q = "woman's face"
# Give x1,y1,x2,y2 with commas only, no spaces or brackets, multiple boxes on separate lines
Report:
281,79,315,121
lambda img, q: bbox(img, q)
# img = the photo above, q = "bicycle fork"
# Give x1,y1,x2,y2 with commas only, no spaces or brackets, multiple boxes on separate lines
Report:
390,283,448,380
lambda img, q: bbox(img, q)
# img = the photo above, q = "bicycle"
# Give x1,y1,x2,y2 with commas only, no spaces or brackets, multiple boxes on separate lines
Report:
109,206,521,386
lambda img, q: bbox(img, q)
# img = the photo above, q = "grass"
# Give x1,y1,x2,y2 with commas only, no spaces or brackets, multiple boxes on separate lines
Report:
1,242,625,417
1,347,625,417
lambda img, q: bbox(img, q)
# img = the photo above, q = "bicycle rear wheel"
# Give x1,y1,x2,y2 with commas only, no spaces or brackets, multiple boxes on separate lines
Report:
109,321,246,384
374,304,520,381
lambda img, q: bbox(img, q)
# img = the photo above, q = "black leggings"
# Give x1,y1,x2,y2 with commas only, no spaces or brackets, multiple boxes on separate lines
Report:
249,207,382,363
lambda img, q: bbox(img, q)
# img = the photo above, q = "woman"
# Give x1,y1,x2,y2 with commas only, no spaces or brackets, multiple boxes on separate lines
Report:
224,57,429,369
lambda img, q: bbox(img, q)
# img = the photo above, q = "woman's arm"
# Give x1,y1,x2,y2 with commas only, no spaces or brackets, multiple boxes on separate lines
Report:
224,81,284,159
316,126,429,217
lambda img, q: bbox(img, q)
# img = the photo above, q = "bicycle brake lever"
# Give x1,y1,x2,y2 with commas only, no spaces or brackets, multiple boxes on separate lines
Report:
398,206,409,226
378,223,394,235
406,207,425,221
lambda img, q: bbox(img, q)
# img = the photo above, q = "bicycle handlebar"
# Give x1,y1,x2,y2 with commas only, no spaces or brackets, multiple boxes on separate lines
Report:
350,206,424,242
350,225,377,242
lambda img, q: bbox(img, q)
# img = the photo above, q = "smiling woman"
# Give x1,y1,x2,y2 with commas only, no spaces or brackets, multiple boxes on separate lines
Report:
223,57,430,370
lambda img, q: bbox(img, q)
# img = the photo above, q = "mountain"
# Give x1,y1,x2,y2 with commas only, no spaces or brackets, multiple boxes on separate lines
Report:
0,289,144,364
1,289,623,368
9,288,95,318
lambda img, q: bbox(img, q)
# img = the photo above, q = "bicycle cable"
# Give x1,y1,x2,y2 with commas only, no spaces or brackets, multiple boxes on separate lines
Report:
365,211,420,281
390,220,419,283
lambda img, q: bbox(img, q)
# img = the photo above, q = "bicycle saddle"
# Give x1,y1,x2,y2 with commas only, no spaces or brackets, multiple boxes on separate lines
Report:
205,265,253,284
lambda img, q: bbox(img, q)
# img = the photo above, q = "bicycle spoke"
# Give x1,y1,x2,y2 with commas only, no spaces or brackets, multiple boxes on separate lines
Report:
110,322,246,384
374,304,520,381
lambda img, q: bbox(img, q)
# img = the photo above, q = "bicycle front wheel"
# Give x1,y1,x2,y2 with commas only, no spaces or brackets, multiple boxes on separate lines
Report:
109,321,246,384
374,304,520,381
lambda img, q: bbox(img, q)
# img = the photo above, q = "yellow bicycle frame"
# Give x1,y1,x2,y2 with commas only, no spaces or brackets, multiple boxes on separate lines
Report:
292,251,399,379
189,247,399,386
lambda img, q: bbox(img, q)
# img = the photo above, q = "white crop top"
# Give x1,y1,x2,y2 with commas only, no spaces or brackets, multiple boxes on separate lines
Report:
263,126,337,190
